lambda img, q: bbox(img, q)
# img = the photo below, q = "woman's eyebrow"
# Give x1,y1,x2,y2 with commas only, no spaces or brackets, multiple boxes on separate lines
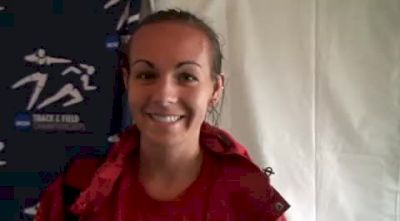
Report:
176,61,201,69
131,59,155,68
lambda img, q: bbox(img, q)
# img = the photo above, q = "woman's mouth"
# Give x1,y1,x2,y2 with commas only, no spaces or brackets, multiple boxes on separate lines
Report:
148,114,184,123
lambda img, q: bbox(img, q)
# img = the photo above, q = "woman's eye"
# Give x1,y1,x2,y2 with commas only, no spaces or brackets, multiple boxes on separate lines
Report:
135,72,156,80
179,73,198,82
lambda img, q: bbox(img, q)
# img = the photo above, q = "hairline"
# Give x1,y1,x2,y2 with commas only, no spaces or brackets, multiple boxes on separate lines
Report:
126,20,219,78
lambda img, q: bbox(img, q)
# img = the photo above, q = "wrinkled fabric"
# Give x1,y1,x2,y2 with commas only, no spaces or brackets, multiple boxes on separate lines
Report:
37,122,289,221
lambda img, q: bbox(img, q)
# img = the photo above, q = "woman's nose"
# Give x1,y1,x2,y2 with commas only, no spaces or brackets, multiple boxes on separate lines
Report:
151,76,178,105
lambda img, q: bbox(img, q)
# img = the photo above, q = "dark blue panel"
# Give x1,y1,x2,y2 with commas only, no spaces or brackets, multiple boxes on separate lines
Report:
0,0,142,220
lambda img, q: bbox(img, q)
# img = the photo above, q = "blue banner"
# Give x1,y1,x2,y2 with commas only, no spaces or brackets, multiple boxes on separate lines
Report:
0,0,141,220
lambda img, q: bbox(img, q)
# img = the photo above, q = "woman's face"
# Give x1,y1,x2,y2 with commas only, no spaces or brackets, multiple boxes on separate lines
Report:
123,21,223,146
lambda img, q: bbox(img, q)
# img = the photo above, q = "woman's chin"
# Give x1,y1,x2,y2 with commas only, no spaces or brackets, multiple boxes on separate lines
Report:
143,131,185,147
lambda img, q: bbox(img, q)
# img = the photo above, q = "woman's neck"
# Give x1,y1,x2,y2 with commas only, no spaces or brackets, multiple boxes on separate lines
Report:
137,137,204,200
138,137,203,181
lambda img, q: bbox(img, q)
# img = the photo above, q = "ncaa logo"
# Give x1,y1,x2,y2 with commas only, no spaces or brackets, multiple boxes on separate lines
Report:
105,35,120,50
14,113,32,131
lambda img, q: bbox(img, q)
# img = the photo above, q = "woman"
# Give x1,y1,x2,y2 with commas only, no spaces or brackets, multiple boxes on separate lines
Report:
36,9,289,221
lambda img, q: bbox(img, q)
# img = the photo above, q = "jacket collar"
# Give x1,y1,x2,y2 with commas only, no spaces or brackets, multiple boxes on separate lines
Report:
71,122,253,216
110,122,251,158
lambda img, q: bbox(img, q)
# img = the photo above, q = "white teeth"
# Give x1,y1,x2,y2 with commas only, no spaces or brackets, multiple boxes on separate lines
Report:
151,114,181,123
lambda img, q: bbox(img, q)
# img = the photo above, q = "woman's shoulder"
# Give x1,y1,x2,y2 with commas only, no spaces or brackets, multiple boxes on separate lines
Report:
63,156,106,190
209,154,289,220
214,153,272,193
36,156,106,221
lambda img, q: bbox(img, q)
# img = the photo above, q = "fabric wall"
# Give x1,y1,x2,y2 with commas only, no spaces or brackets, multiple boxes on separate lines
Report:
316,1,399,220
151,0,400,220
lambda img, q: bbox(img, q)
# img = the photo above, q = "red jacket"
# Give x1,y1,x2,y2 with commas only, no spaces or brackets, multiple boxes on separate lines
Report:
36,123,289,221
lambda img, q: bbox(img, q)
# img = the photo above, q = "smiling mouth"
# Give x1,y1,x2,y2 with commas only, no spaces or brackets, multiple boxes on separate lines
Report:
148,114,184,123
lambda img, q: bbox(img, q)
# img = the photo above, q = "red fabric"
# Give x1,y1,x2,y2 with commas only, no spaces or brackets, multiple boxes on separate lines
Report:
35,177,65,221
119,148,215,221
36,122,290,221
35,158,103,221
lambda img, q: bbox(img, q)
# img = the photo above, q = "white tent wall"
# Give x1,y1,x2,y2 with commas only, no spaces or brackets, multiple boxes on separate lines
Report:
316,1,400,220
149,0,400,220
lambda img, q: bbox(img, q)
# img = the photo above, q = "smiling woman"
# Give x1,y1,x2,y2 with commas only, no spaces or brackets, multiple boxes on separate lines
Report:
36,9,289,221
124,19,223,149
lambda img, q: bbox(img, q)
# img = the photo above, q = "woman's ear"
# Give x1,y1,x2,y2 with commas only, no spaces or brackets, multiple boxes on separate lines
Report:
122,67,129,91
211,73,225,106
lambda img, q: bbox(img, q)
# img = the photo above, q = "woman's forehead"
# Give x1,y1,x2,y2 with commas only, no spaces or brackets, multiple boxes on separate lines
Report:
128,22,212,65
134,20,205,36
134,23,207,47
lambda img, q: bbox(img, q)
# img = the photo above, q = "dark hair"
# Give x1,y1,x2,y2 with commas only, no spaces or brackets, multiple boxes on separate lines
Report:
127,9,223,79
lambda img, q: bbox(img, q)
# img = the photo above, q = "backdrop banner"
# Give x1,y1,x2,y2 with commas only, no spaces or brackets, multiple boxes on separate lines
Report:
0,1,141,220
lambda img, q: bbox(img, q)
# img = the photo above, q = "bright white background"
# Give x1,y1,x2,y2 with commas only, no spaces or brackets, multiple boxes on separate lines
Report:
149,1,400,220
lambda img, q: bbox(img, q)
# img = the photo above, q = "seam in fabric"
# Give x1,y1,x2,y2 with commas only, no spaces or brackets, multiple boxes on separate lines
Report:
312,0,319,221
396,161,400,221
